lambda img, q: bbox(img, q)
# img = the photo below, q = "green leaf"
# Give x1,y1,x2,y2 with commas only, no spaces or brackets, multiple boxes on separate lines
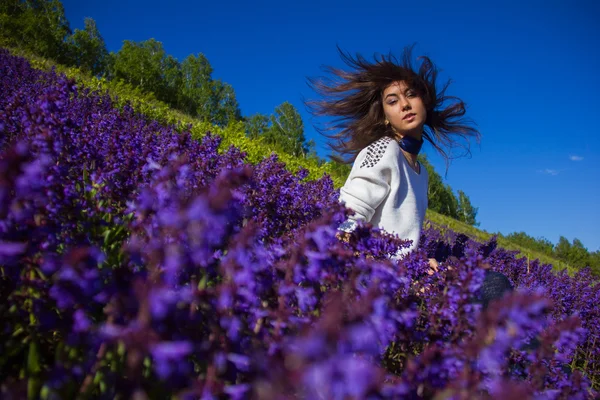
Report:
27,341,42,400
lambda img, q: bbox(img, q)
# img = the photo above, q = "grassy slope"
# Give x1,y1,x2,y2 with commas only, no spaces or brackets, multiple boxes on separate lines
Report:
4,46,574,275
426,211,573,273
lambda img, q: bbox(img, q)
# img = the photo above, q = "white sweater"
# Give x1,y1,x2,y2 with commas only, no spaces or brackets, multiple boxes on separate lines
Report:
338,136,429,258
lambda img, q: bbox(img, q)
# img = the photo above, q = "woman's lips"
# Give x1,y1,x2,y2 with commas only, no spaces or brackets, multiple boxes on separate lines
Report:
403,113,416,121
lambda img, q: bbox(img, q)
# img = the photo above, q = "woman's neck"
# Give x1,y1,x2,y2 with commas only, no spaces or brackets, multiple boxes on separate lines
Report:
401,149,419,172
403,150,418,164
395,131,422,172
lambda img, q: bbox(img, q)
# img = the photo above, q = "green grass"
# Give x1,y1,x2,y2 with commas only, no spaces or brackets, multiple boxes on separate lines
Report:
426,210,573,274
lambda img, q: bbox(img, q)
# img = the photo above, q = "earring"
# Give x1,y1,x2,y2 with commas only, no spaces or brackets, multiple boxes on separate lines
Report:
384,120,389,125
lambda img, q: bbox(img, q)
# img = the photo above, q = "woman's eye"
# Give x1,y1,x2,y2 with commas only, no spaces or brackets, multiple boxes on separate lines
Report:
387,100,397,105
406,91,416,97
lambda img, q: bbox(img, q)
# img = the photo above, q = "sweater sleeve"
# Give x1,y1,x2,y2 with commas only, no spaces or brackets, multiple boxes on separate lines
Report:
338,137,395,231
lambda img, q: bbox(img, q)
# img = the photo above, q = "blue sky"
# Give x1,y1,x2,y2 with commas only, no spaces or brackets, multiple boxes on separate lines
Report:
62,0,600,251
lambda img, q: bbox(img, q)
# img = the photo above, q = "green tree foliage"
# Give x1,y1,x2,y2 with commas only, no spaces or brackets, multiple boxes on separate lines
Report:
0,0,71,63
570,239,591,267
244,107,319,164
211,80,241,126
244,103,309,158
505,233,599,275
178,53,241,126
419,155,460,221
264,102,308,157
556,237,591,268
505,232,554,256
179,53,214,118
244,113,270,140
328,160,351,181
417,155,481,225
109,38,168,96
65,17,108,76
305,139,319,162
108,41,242,125
590,251,600,276
457,190,479,226
161,54,182,106
555,236,573,263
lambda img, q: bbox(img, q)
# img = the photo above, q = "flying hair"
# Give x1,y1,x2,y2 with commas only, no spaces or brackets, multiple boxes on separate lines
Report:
306,44,481,169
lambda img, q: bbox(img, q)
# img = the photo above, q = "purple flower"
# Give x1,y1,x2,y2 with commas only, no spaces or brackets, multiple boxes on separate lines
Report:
150,341,193,380
73,309,91,333
223,384,250,400
1,48,598,399
0,241,27,256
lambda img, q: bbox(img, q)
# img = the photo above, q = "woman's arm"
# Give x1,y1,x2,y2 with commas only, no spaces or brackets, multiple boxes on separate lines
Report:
338,137,395,230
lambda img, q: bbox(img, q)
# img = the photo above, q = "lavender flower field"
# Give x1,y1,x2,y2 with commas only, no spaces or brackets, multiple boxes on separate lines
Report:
1,49,599,399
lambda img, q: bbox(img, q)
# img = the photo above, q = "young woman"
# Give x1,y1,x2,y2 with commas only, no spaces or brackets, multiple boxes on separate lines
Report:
309,45,480,260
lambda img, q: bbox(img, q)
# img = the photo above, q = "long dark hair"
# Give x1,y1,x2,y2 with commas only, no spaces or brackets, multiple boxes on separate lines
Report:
306,45,481,167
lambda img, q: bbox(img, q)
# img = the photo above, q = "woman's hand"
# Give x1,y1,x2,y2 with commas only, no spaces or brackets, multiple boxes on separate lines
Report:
335,231,376,259
414,259,440,293
427,258,439,275
336,231,351,243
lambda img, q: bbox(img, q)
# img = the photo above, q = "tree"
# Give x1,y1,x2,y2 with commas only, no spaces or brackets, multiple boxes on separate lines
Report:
328,159,352,182
570,238,591,268
457,190,479,226
109,38,167,97
440,185,459,220
65,17,108,76
0,0,71,62
555,236,572,262
419,155,459,219
179,53,214,118
264,102,307,157
505,232,554,256
419,155,442,207
245,113,270,140
305,139,320,163
161,54,182,106
211,80,241,126
109,46,240,125
555,236,590,269
589,251,600,276
0,0,24,46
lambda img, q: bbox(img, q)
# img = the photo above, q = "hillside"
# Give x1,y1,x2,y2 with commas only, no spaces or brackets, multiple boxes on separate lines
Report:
2,45,577,276
1,47,598,398
425,211,573,273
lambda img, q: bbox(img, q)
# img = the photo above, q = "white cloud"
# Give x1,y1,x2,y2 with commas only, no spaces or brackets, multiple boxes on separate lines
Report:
569,155,584,161
541,169,560,176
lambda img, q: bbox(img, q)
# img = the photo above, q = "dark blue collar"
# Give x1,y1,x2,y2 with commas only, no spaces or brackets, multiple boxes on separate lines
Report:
397,135,424,155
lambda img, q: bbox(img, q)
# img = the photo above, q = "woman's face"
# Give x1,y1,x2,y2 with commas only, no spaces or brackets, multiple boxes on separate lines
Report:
382,81,427,139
